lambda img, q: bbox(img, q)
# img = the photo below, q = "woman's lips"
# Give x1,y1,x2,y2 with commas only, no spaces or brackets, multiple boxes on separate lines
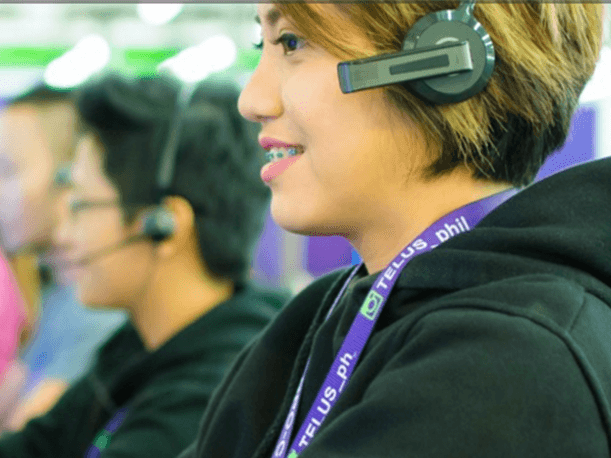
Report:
259,136,303,150
260,154,304,183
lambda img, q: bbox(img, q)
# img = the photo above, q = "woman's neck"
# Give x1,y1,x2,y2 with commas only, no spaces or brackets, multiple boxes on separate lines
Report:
350,170,513,275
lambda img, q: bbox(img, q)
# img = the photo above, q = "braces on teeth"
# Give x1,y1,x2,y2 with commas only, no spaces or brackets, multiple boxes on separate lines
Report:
265,147,300,162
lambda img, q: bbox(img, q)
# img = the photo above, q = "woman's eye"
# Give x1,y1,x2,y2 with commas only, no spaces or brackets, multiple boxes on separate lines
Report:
253,32,306,55
273,33,306,55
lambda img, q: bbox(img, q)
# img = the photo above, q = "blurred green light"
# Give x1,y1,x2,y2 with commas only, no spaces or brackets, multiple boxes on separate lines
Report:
0,47,260,74
0,48,67,66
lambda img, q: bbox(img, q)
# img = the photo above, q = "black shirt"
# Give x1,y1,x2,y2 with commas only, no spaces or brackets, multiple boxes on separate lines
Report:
0,284,287,458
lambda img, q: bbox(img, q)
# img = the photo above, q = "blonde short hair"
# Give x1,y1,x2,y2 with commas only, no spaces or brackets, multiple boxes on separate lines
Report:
277,2,604,186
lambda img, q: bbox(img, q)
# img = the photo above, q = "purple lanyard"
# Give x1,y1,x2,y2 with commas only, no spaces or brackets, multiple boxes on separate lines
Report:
84,407,130,458
272,189,517,458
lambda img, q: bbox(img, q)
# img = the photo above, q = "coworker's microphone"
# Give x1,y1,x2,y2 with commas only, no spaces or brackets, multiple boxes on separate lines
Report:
58,234,148,269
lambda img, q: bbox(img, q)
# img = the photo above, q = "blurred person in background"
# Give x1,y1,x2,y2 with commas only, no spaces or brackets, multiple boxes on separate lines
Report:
0,249,27,431
0,85,128,430
0,71,287,458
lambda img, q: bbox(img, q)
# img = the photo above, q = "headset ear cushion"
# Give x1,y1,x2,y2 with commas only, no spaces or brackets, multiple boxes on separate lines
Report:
141,207,175,243
402,6,495,104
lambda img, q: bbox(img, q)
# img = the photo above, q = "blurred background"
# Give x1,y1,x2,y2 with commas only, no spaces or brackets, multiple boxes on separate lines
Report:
0,3,610,294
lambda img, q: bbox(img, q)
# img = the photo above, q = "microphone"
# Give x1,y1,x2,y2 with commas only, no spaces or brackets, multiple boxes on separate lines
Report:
54,234,148,269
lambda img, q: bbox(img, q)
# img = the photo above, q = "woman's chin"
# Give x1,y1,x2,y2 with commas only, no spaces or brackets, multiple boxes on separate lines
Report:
270,206,348,238
273,218,335,238
270,201,311,234
272,213,313,236
269,193,350,238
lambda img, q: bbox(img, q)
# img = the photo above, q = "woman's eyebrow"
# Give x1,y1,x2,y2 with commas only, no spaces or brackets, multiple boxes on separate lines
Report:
255,7,282,28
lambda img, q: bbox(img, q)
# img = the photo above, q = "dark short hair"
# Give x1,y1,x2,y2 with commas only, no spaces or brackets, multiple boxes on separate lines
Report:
76,72,270,287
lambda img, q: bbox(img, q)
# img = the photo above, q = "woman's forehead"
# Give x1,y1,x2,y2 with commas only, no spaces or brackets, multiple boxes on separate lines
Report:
256,4,339,28
256,3,343,27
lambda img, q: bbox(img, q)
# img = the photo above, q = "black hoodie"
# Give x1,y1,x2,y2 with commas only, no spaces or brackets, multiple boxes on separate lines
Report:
179,157,611,458
0,285,287,458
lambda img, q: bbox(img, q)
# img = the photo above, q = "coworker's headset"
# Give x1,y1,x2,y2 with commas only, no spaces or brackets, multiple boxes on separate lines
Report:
63,82,199,267
337,0,495,105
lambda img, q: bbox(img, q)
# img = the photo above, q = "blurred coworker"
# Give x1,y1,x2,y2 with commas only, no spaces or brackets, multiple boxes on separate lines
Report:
0,72,286,458
0,85,127,430
0,249,27,430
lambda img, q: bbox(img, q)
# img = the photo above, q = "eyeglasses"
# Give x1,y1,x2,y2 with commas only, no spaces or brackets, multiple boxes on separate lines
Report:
68,199,120,219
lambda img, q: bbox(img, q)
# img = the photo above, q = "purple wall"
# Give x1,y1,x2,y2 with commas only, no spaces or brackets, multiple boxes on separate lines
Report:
534,106,596,181
306,236,356,278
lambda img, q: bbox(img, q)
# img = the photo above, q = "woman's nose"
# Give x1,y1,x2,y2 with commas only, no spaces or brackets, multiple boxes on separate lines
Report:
238,51,283,123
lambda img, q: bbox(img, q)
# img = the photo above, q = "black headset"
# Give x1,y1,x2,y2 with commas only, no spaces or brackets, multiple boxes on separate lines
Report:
337,0,495,105
140,82,199,243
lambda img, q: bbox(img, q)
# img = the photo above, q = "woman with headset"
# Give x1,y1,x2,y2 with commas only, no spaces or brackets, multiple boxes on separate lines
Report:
0,74,288,457
177,2,610,458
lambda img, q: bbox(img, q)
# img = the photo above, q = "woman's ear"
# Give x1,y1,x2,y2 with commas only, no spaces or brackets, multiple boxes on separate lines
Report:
153,196,195,259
